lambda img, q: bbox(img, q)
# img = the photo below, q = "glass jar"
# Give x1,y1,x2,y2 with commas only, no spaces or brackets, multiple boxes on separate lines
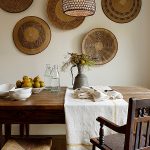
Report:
44,64,52,90
50,65,60,92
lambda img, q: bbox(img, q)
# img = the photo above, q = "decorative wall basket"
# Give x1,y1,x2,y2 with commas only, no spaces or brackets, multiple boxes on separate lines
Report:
47,0,85,30
13,16,51,55
82,28,118,65
0,0,33,13
101,0,142,23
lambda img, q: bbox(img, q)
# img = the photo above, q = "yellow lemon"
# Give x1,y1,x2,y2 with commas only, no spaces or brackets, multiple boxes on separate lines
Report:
40,81,45,87
22,81,32,88
23,75,29,80
23,78,31,83
33,81,41,88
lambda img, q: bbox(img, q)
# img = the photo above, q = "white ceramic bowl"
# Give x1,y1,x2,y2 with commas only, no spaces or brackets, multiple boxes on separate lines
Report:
14,88,32,94
0,83,15,97
9,88,32,100
32,87,45,94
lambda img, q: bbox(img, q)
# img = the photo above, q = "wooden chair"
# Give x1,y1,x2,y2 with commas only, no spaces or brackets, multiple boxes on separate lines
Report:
1,124,52,150
90,98,150,150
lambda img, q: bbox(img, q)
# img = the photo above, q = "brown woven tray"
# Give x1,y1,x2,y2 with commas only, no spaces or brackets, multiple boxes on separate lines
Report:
101,0,142,23
47,0,85,30
0,0,33,13
82,28,118,65
13,16,51,55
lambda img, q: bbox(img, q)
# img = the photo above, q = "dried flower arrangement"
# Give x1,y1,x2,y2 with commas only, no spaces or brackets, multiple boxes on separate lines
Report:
61,53,95,71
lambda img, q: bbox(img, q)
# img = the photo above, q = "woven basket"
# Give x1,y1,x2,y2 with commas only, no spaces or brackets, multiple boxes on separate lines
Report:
13,16,51,55
47,0,85,30
0,0,33,13
82,28,118,65
101,0,142,23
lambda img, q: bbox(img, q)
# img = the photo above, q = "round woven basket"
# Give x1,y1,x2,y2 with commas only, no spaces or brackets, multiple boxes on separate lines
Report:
0,0,33,13
13,16,51,55
101,0,142,23
82,28,118,65
47,0,85,30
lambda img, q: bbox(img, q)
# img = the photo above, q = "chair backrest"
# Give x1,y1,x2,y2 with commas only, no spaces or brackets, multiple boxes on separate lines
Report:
124,98,150,150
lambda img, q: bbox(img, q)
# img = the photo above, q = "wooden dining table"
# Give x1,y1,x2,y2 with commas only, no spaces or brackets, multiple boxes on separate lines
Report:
0,86,150,148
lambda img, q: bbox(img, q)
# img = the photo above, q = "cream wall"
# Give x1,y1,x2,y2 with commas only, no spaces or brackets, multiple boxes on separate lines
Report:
0,0,150,135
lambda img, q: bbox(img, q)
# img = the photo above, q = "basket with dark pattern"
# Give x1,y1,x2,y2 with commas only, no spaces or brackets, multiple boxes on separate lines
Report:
82,28,118,65
13,16,51,55
101,0,142,23
47,0,85,30
0,0,33,13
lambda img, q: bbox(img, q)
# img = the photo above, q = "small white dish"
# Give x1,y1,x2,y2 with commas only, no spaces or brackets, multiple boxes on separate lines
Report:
13,88,32,94
0,83,15,97
32,87,45,94
9,88,32,100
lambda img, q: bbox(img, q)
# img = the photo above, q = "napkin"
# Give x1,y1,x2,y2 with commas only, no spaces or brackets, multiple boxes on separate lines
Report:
73,86,109,101
105,90,123,100
73,86,123,102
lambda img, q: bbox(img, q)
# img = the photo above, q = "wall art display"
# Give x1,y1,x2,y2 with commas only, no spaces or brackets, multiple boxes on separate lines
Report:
0,0,33,13
101,0,142,23
82,28,118,65
47,0,85,30
13,16,51,55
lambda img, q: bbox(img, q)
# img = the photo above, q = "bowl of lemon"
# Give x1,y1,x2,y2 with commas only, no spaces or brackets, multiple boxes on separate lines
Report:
16,75,45,94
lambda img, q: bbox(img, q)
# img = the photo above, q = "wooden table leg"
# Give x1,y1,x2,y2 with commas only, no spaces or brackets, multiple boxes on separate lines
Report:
4,124,11,140
0,124,3,149
20,124,24,137
25,124,29,136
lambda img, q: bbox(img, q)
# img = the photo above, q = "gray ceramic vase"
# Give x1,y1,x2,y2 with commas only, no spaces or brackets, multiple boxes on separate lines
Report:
73,64,88,89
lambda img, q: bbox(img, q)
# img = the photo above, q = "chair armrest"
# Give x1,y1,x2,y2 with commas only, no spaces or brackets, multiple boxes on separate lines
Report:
96,116,126,134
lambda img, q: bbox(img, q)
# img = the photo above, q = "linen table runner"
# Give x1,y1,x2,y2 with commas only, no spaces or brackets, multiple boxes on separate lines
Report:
65,86,128,148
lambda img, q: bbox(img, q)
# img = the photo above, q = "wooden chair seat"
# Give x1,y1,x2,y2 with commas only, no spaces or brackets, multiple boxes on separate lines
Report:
2,138,52,150
91,134,146,150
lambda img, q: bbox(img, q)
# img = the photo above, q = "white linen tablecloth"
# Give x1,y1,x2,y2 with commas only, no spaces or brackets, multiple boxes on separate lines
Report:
65,86,128,147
